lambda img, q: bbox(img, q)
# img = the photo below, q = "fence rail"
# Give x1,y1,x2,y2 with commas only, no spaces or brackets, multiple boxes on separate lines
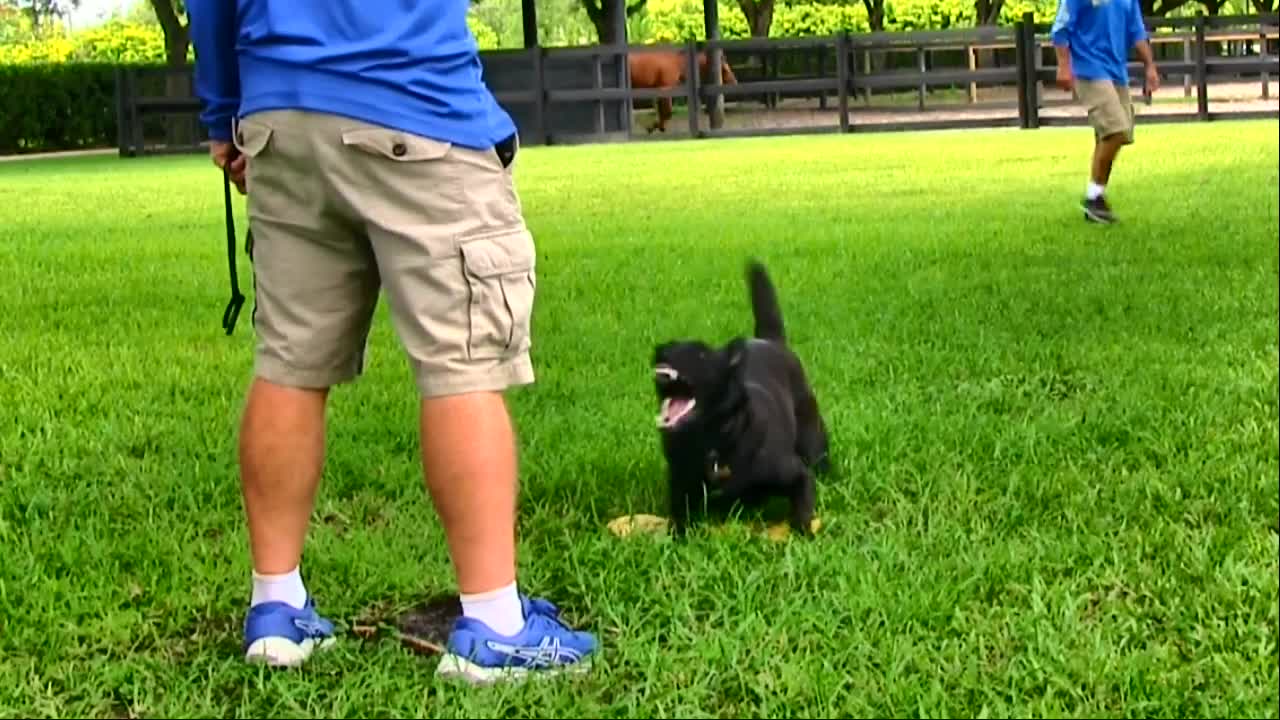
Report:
115,12,1278,156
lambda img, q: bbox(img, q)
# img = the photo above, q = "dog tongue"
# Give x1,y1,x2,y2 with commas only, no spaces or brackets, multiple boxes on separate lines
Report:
664,397,692,422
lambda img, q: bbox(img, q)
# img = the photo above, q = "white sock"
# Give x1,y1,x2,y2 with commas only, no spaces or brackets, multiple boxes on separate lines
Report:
251,566,308,610
460,581,525,636
1086,181,1105,200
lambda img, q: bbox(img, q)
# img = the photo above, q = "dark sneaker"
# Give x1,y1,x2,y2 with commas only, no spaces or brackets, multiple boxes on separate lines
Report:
434,595,597,684
1082,196,1116,224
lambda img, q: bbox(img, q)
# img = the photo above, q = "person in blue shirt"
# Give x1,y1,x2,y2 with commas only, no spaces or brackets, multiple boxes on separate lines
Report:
185,0,598,684
1051,0,1160,223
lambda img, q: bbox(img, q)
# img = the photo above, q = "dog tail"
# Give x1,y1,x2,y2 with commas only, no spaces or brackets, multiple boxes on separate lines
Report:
746,259,786,344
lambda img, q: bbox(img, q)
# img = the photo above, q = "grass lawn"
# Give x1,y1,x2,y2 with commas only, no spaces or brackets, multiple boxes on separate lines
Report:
1,120,1277,718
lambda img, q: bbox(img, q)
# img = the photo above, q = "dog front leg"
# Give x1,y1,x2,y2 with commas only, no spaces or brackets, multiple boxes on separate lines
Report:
668,464,701,538
787,458,817,537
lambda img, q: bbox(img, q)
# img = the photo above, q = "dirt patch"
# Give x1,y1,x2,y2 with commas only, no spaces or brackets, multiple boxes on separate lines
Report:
353,593,462,656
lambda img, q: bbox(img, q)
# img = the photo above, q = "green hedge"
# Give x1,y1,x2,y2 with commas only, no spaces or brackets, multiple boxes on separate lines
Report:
640,0,1060,42
0,63,121,154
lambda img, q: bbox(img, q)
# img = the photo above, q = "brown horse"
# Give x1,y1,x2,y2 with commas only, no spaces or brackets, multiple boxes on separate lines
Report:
628,49,738,133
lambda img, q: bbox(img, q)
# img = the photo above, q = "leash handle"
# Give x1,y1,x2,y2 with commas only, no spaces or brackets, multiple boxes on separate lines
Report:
221,160,246,336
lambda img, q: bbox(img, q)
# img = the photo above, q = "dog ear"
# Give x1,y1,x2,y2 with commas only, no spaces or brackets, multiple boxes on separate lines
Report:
727,340,745,369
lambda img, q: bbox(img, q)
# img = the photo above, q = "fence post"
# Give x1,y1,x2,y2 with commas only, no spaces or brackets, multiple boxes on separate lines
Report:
114,66,129,158
1015,17,1030,128
686,39,701,138
1261,20,1270,101
1182,36,1192,97
591,51,605,133
703,0,725,128
618,42,633,135
1195,12,1209,120
1023,11,1041,129
129,69,144,157
531,47,548,146
916,44,927,111
837,32,851,133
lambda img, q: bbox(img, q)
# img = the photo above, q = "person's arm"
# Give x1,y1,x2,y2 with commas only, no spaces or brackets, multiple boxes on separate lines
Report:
1128,1,1160,93
186,0,241,143
1050,0,1077,90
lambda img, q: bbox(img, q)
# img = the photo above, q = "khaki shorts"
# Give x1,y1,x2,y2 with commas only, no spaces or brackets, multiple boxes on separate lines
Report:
232,110,536,398
1075,79,1136,144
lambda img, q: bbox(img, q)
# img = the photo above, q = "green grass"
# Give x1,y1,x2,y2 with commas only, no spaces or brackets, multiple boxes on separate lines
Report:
1,120,1277,719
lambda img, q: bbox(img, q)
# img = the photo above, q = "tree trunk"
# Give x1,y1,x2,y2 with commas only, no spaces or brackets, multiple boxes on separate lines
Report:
149,0,195,148
861,0,884,31
974,0,1005,25
736,0,774,36
581,0,646,44
164,29,195,148
861,0,886,80
737,0,774,106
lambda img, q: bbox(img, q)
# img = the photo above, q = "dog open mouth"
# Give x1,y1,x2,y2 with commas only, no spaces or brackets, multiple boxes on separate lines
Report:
654,365,697,429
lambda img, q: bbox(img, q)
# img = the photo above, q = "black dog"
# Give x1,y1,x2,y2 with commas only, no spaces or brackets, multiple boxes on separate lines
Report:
652,260,830,538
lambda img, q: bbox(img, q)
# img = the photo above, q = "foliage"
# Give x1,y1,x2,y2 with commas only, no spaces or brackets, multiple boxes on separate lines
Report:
0,18,192,64
468,14,500,50
639,0,1060,42
0,62,118,153
882,0,980,31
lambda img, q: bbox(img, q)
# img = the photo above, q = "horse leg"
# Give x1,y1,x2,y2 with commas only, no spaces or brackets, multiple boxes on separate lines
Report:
657,95,672,132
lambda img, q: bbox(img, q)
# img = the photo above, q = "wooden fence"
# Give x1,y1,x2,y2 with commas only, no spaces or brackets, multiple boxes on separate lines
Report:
116,12,1278,156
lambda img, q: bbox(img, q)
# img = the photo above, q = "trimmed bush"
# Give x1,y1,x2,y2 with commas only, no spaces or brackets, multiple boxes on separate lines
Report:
0,63,122,154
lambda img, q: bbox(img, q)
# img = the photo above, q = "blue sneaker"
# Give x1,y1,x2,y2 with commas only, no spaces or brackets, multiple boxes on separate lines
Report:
242,596,337,667
434,595,597,684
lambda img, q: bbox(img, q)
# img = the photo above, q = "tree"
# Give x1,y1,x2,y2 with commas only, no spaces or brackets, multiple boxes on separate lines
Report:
147,0,188,70
146,0,193,145
8,0,78,32
859,0,885,30
1250,0,1275,10
974,0,1005,24
0,2,32,42
736,0,774,37
580,0,647,43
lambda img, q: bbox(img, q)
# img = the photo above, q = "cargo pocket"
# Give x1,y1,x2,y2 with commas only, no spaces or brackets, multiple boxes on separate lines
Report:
233,117,273,159
459,227,536,361
340,127,452,162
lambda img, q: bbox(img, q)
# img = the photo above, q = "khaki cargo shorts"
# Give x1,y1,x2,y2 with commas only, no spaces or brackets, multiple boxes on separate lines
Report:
232,110,536,398
1075,79,1136,145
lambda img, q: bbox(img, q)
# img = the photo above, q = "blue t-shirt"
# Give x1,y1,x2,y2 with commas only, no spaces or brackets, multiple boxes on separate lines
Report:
1050,0,1149,85
186,0,516,150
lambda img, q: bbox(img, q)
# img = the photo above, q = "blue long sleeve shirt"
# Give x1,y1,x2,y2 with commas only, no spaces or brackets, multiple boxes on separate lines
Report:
1050,0,1149,85
185,0,516,149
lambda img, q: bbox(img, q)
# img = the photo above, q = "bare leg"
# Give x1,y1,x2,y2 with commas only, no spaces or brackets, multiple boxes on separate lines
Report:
420,391,518,595
239,378,328,575
1091,132,1126,186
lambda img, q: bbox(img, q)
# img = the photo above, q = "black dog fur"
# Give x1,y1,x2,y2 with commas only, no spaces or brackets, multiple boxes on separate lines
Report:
652,260,830,538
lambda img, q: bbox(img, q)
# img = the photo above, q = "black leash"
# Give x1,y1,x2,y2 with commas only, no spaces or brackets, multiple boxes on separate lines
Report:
221,162,249,336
